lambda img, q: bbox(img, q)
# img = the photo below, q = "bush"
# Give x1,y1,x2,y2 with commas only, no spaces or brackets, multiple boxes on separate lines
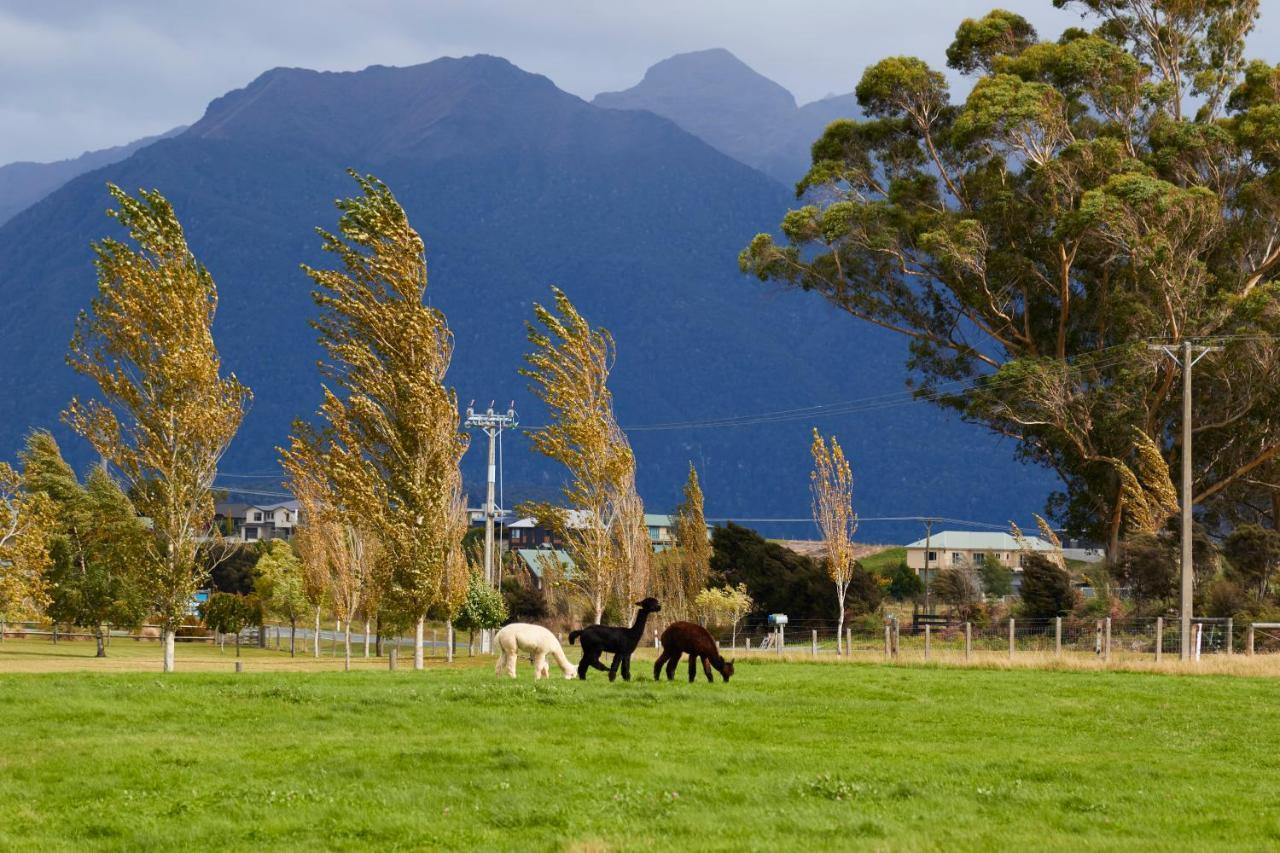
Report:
1019,555,1075,619
501,578,549,623
978,556,1013,598
887,561,923,601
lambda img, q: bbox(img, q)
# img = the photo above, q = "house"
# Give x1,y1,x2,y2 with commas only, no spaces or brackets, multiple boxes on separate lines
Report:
905,531,1061,589
511,547,576,590
645,514,676,550
214,501,300,542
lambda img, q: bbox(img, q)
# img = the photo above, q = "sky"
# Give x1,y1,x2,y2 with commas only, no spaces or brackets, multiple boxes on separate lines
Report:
2,0,1279,165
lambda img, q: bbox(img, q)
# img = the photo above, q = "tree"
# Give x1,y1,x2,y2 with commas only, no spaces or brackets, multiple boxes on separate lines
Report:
64,185,250,671
810,430,858,653
887,561,924,602
21,432,150,656
1020,554,1076,619
1113,533,1177,613
501,577,549,623
978,554,1014,598
741,3,1280,553
283,172,469,671
522,287,644,623
710,522,833,620
930,567,982,618
200,592,256,656
693,584,754,647
0,461,53,628
1223,524,1280,601
254,539,308,656
454,571,509,654
656,464,712,620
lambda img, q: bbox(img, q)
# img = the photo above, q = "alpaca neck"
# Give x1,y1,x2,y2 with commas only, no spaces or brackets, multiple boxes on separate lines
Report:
627,609,652,641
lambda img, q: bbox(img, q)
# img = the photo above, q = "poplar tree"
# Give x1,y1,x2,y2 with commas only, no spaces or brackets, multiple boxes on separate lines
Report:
742,2,1280,552
522,287,645,624
65,185,250,672
810,430,858,654
0,462,52,629
284,172,469,671
657,463,712,619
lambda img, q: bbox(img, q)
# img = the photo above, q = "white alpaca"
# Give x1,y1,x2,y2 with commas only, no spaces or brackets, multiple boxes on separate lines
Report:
494,623,576,680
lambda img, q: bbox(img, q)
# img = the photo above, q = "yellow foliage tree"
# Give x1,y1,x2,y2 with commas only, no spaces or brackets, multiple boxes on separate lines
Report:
522,287,645,623
284,172,469,671
0,463,53,625
810,429,858,655
64,185,250,672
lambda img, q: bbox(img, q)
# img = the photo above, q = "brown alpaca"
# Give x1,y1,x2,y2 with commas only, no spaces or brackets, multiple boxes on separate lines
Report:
654,621,735,683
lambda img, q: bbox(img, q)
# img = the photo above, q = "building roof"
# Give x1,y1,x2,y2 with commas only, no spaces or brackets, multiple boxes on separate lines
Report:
905,531,1059,552
215,500,299,517
515,548,576,579
644,514,674,527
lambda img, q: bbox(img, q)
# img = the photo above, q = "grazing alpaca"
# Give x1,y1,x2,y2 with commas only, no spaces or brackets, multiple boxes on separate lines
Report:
654,621,735,683
494,623,576,680
568,597,661,681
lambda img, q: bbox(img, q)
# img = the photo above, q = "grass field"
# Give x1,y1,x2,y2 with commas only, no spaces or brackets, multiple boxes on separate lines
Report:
2,640,1279,851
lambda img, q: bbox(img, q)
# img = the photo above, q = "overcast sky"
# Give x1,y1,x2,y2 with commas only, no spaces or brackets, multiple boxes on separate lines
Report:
3,0,1279,164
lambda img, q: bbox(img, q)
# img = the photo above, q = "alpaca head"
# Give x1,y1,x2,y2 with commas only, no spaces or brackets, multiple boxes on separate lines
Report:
720,659,735,682
561,666,577,680
634,597,662,613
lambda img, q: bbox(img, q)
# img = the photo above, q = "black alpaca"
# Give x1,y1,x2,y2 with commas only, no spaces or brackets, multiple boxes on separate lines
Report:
568,597,661,681
654,621,735,683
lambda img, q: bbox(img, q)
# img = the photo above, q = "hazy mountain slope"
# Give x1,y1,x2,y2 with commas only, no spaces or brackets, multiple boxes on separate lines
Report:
0,126,187,226
0,56,1053,540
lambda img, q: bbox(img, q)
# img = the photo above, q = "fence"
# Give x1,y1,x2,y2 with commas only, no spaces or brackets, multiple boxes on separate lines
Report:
663,616,1280,663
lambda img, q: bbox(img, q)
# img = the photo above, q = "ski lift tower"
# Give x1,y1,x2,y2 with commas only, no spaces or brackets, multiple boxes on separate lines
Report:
464,401,518,591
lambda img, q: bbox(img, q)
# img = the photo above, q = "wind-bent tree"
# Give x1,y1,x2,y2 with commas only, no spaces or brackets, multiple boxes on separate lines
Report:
0,462,53,630
663,464,712,619
254,538,308,656
742,3,1280,553
21,432,150,656
284,172,469,672
810,430,858,654
65,185,250,671
1223,524,1280,601
522,287,644,623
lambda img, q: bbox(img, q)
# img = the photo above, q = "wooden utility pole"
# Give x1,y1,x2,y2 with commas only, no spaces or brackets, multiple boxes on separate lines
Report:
464,402,517,654
1150,341,1221,661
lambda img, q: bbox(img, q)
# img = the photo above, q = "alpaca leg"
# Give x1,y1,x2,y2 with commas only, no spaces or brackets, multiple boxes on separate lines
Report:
533,653,548,679
653,650,669,681
688,655,698,682
665,653,680,680
578,647,600,680
702,657,715,683
608,654,622,682
495,651,506,677
621,654,632,681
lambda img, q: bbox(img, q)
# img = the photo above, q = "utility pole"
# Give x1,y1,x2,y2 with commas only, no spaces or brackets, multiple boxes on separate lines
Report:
1150,340,1220,660
922,517,935,615
464,401,517,653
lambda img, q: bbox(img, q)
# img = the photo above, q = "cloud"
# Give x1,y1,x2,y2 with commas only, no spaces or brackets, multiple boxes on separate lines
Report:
1,0,1276,163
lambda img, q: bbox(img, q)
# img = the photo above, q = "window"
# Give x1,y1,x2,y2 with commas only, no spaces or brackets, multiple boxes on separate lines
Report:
974,552,986,565
952,552,963,565
244,527,259,540
252,511,263,522
926,550,937,563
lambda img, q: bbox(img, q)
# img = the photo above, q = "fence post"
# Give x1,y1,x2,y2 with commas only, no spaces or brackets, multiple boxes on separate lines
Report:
964,622,972,661
1226,617,1234,656
235,660,243,673
1104,617,1112,662
1194,622,1202,661
746,637,752,651
884,623,891,661
776,627,782,657
1008,618,1015,660
924,624,931,661
892,617,900,658
389,646,397,671
846,627,852,657
1247,624,1255,656
1156,617,1163,663
811,629,817,657
1054,617,1062,657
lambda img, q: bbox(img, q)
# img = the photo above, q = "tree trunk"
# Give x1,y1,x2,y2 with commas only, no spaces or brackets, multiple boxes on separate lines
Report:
375,614,383,657
414,616,425,670
333,620,340,657
447,621,455,663
162,629,176,672
289,619,296,657
313,606,320,658
835,583,847,656
95,626,107,658
364,619,371,658
344,623,352,672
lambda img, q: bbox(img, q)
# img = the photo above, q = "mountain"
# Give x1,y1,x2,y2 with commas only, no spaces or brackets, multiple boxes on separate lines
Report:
0,56,1054,542
0,126,187,226
593,48,859,186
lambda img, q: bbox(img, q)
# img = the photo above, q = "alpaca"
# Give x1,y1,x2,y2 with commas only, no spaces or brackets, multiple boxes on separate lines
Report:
494,623,576,680
568,597,661,681
654,621,735,683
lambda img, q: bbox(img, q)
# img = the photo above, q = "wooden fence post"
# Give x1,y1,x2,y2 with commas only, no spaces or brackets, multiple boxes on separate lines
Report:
1156,617,1163,663
1008,618,1015,660
1054,617,1062,657
884,623,891,661
1104,617,1112,662
389,646,397,671
846,627,852,657
1247,624,1255,656
811,629,817,657
892,618,900,658
1226,617,1234,656
924,624,931,661
746,638,752,651
235,660,242,673
964,622,972,661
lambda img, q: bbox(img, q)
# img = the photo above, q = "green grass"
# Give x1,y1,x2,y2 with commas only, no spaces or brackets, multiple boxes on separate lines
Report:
1,659,1278,851
860,546,907,574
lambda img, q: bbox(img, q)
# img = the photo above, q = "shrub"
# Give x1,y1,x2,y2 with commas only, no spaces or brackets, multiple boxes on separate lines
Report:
1019,555,1075,619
